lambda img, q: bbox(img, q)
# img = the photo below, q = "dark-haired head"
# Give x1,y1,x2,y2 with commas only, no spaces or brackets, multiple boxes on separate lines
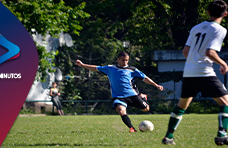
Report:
117,52,129,67
52,82,57,85
117,52,129,59
52,82,57,88
208,0,227,17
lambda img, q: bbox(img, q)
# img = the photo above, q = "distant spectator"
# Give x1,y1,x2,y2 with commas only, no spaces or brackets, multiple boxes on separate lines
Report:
50,82,64,115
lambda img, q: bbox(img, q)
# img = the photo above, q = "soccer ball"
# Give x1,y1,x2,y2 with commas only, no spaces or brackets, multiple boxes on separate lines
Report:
139,120,154,132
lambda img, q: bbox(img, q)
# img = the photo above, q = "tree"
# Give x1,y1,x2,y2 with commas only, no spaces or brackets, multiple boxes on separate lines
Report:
5,0,225,101
61,0,224,100
3,0,90,82
122,0,200,66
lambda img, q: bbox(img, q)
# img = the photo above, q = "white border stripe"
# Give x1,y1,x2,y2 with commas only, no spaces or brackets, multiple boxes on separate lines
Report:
171,112,182,119
219,113,228,117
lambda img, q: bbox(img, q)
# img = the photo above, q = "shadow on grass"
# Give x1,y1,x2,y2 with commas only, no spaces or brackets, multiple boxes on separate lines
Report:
12,143,129,147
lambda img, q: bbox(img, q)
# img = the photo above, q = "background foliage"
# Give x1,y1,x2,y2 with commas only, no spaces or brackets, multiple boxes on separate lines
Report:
2,0,90,82
3,0,228,102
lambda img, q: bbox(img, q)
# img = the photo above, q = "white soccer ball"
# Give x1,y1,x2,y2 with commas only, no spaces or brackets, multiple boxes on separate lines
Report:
139,120,154,132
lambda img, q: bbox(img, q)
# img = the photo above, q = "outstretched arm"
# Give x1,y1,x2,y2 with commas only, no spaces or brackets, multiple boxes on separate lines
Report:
75,60,98,72
143,77,163,91
206,49,228,75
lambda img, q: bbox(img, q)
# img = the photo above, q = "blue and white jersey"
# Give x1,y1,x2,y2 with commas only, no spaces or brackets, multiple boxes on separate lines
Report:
96,65,147,98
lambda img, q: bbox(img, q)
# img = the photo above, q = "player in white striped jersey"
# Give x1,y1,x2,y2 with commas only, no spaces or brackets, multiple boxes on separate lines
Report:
162,0,228,145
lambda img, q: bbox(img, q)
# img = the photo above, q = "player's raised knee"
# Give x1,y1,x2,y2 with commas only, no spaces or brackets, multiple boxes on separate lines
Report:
118,109,126,115
116,106,127,115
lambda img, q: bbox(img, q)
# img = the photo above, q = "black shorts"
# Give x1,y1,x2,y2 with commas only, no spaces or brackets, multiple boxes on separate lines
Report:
181,77,228,98
113,95,148,109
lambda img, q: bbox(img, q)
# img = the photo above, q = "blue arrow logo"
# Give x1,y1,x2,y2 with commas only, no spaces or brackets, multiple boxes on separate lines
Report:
0,34,20,64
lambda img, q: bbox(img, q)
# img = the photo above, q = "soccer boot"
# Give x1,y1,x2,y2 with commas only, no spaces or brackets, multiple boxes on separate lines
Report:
215,136,228,145
129,127,137,132
162,137,176,145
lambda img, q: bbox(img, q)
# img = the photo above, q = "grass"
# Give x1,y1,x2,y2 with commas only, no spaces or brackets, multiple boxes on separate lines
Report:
2,114,221,148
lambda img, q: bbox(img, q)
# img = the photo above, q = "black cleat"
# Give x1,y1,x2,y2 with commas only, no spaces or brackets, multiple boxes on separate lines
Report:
215,136,228,145
162,137,176,145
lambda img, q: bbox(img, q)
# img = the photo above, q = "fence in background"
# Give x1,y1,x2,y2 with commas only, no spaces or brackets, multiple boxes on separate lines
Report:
24,98,219,115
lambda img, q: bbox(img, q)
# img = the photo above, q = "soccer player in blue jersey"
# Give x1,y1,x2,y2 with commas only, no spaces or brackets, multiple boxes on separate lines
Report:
162,0,228,145
76,52,163,132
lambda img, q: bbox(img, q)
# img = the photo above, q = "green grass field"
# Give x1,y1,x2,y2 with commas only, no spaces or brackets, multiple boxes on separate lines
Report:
2,114,221,148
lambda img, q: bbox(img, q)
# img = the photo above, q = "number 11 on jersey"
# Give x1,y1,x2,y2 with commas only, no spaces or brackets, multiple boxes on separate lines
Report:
194,32,206,52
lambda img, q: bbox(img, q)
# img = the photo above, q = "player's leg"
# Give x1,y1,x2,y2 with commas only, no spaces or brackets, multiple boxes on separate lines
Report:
116,105,137,132
200,77,228,145
197,76,228,145
141,106,149,112
213,95,228,145
139,93,150,112
128,95,149,112
162,97,193,145
177,97,193,110
163,77,196,145
113,99,137,132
